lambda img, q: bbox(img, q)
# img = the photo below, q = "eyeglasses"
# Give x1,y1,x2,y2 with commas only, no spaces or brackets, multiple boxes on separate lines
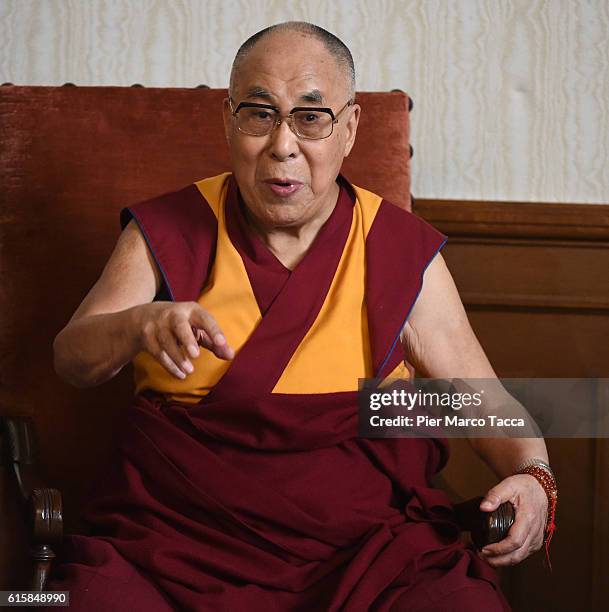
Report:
229,98,354,140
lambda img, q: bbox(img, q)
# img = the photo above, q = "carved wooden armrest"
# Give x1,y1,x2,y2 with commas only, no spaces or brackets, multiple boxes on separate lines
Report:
1,416,63,591
454,495,515,549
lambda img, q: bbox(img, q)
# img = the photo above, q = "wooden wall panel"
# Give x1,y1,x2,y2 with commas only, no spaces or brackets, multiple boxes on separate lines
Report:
416,198,609,611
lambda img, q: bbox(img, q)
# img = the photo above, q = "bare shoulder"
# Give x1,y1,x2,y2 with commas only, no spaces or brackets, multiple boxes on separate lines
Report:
406,252,467,330
400,252,495,378
69,219,161,321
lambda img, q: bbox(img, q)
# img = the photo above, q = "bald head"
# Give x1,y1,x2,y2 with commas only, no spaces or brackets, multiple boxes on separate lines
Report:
229,22,356,100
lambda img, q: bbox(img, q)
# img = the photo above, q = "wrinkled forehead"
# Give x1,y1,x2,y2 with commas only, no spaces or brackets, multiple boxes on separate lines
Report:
231,33,349,105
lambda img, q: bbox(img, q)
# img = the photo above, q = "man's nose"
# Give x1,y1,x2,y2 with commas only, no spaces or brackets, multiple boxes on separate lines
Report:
268,119,299,161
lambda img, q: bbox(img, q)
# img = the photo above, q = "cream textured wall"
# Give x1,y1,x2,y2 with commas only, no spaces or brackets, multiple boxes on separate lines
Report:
1,0,608,203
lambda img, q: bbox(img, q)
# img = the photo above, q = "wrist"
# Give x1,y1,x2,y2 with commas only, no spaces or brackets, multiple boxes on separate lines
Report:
515,457,554,478
515,460,558,569
127,304,148,353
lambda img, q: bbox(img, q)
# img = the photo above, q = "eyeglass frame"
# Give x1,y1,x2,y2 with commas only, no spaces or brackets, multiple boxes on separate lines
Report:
228,97,354,140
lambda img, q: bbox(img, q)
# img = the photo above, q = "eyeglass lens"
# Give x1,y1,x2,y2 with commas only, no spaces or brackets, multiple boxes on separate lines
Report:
237,107,334,139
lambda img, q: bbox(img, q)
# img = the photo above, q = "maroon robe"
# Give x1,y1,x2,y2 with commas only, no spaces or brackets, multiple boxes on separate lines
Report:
46,175,510,611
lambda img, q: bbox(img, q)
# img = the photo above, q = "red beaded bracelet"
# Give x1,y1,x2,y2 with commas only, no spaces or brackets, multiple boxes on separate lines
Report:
517,464,558,571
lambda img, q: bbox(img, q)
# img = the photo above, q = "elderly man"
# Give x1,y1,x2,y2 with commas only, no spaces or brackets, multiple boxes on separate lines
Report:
50,21,552,612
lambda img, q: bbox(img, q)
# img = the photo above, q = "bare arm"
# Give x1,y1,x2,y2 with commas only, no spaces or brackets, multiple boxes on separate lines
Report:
53,220,233,388
401,252,549,566
401,253,548,473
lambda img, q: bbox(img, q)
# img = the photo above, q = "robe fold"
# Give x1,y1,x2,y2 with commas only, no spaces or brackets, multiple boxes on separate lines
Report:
47,174,510,611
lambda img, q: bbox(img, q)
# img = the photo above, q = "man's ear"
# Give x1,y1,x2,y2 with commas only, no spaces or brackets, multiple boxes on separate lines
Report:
222,97,232,143
343,103,361,158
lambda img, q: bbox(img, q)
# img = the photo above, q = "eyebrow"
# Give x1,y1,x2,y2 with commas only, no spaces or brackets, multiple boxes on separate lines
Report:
299,89,324,104
243,86,325,105
244,86,274,101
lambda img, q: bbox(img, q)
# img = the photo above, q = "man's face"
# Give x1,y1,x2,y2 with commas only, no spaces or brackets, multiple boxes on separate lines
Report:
223,32,360,231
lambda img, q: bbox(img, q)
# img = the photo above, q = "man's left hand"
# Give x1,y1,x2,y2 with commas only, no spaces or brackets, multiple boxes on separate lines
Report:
478,474,548,566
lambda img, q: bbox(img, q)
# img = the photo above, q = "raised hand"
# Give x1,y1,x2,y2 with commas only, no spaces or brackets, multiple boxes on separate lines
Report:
136,301,234,379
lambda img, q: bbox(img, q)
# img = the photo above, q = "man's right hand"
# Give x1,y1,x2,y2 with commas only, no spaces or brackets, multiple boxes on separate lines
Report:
54,221,236,388
135,301,234,380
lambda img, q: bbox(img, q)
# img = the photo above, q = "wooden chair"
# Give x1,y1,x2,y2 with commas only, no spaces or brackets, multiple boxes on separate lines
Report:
0,85,509,590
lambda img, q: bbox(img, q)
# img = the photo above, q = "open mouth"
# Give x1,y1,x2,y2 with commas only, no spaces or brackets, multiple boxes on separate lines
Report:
264,179,303,197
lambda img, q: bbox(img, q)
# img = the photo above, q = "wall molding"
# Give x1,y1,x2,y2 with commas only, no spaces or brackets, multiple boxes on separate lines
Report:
414,199,609,241
414,199,609,313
